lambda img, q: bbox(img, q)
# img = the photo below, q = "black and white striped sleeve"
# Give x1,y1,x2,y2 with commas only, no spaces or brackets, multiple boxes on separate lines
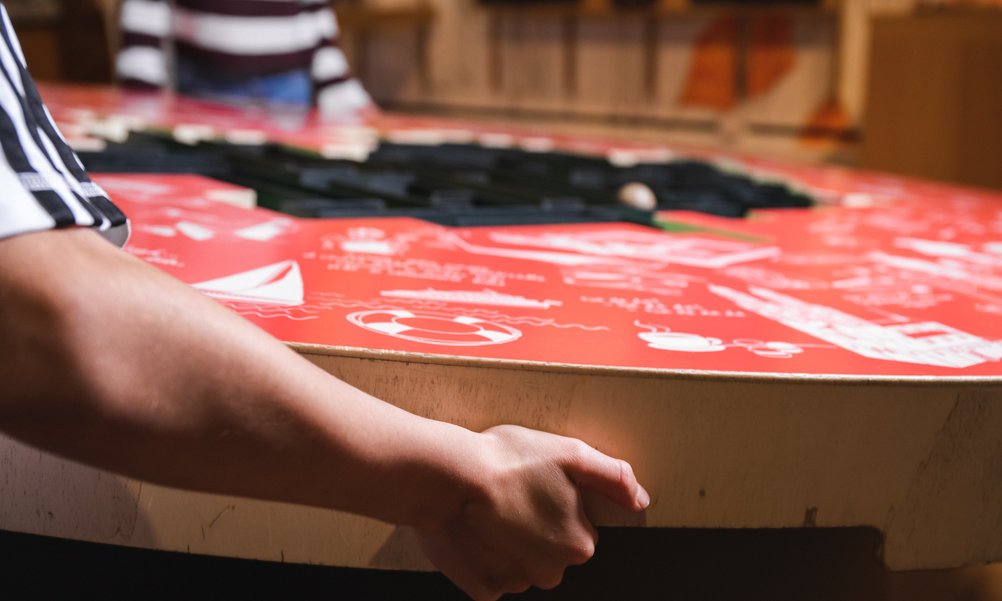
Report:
0,3,129,247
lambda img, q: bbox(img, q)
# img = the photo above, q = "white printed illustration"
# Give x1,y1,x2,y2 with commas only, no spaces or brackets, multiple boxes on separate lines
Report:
442,232,631,267
829,265,903,291
825,264,956,310
137,220,216,241
175,221,215,241
562,266,699,296
708,285,1002,368
205,187,257,209
861,207,991,238
96,177,175,199
635,322,811,358
870,251,1002,292
193,260,304,306
478,230,780,269
895,237,1002,267
347,310,522,346
639,331,727,353
234,218,297,242
723,266,826,291
380,288,561,309
131,204,297,243
730,339,807,359
97,176,256,209
323,227,419,256
136,225,179,238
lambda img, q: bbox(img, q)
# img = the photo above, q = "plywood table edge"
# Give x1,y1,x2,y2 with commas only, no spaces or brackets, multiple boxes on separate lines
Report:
289,341,1002,388
1,345,999,573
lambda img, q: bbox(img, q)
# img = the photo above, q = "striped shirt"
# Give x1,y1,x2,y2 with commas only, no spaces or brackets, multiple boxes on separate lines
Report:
117,0,371,116
0,3,128,246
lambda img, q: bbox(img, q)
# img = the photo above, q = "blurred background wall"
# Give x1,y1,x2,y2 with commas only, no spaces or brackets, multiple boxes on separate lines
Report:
8,0,1002,191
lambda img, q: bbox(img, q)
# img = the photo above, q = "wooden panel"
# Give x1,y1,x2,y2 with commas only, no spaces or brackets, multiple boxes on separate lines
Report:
426,0,490,107
361,27,427,104
421,0,498,110
574,17,648,116
861,13,1002,191
500,14,568,112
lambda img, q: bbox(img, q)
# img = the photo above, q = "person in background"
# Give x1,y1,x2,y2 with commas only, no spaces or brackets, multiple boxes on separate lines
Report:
116,0,372,117
0,2,649,599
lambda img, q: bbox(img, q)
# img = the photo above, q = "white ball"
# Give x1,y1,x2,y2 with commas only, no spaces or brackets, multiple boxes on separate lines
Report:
617,182,658,211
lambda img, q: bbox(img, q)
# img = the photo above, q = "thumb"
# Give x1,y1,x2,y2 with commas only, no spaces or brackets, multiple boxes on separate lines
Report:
564,443,650,511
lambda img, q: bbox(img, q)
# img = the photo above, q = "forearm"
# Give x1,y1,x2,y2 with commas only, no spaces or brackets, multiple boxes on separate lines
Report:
1,228,649,600
0,228,468,526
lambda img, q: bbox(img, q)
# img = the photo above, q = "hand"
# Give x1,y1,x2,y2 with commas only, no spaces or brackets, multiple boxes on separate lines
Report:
414,425,649,600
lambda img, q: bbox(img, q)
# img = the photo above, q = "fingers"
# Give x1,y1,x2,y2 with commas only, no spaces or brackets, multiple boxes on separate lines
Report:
563,441,650,511
422,529,576,601
420,532,506,601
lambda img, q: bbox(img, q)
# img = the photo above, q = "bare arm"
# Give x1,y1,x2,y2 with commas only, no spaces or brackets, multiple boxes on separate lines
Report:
0,228,648,600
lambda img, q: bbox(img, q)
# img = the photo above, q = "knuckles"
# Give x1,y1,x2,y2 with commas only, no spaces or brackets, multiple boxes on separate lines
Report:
564,439,594,470
535,571,566,591
565,537,596,564
619,459,636,490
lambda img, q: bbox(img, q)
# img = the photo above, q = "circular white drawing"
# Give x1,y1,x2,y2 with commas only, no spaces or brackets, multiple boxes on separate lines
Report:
347,310,522,347
638,332,727,352
733,339,806,359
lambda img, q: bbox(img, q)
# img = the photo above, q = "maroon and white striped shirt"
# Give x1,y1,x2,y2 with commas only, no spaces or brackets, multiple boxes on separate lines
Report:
0,2,128,245
117,0,370,115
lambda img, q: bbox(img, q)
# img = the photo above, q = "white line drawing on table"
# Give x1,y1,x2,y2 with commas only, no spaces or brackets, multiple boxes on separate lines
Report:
96,176,175,198
311,295,606,331
829,264,902,290
723,265,827,291
870,251,1002,292
136,220,216,241
708,285,1002,369
862,210,990,238
633,321,823,358
730,339,808,358
843,288,955,310
192,260,304,306
480,230,780,269
175,221,215,241
136,225,179,238
832,262,1002,313
98,176,257,209
894,237,1002,267
346,310,522,346
447,312,607,331
234,218,297,242
322,226,426,256
440,232,631,266
225,304,319,321
380,288,561,309
826,265,956,310
127,246,185,269
132,205,298,243
561,266,701,296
